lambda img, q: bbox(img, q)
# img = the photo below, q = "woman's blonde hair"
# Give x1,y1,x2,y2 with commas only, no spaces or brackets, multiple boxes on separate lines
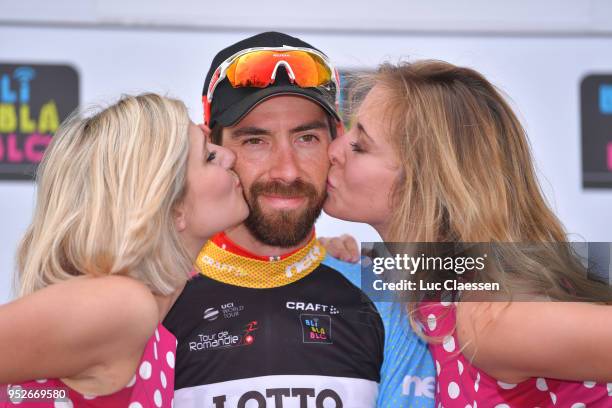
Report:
355,61,611,306
17,93,192,297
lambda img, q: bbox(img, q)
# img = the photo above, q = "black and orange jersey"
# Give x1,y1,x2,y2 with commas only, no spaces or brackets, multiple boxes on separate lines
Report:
163,234,384,407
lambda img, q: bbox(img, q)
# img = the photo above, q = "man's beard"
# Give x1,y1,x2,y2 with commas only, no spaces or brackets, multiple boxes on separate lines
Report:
243,179,326,248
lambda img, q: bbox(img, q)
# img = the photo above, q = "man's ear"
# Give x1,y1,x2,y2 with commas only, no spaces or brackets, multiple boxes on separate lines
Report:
174,202,187,232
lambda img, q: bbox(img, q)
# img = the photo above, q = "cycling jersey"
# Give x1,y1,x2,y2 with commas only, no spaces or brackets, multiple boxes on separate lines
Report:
164,234,384,407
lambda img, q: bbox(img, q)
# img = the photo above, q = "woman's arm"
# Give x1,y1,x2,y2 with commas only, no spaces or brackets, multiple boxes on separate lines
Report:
0,275,159,384
456,301,612,383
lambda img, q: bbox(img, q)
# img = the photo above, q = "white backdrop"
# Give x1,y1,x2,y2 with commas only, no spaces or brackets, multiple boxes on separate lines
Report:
2,2,612,303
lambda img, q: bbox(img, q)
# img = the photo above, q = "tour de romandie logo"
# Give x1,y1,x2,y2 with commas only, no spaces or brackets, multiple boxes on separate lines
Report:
188,320,258,352
300,314,332,344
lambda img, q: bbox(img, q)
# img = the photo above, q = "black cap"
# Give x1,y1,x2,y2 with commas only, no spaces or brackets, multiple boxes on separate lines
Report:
203,32,340,128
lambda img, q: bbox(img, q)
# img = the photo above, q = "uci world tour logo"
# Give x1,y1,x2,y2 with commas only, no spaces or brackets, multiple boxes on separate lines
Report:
203,302,245,321
203,307,220,321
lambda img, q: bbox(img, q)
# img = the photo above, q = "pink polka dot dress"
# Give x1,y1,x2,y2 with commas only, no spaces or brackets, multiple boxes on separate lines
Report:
420,302,612,408
1,324,176,408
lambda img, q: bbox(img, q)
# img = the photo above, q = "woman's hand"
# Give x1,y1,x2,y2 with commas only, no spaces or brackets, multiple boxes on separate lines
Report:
319,234,360,263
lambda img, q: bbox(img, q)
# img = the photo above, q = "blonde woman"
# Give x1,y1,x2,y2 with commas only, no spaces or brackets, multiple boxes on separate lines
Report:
325,61,612,406
0,94,248,407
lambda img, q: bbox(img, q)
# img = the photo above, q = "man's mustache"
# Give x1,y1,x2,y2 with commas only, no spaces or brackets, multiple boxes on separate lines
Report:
249,180,318,199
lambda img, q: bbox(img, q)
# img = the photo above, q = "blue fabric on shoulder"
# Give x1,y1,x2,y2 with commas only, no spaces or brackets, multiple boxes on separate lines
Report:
322,255,436,408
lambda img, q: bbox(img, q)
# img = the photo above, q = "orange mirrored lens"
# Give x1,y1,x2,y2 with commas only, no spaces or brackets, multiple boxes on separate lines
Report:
226,50,331,88
228,51,278,87
288,51,331,87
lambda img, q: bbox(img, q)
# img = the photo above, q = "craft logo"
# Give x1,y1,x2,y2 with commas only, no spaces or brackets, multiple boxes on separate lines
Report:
286,301,340,315
300,314,332,344
201,254,248,277
0,64,78,180
189,321,258,352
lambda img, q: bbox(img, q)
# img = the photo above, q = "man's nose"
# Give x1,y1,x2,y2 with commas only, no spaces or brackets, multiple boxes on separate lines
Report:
268,143,300,183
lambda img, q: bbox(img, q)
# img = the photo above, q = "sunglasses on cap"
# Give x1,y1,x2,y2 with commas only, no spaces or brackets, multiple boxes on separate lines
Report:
203,46,340,125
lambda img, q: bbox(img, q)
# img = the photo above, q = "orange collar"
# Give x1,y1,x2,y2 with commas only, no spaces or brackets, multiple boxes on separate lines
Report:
196,233,326,288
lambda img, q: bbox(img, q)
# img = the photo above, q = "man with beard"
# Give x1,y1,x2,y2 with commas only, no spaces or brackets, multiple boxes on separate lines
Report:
164,32,435,408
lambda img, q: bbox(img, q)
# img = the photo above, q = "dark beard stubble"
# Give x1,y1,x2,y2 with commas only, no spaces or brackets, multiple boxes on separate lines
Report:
243,179,326,248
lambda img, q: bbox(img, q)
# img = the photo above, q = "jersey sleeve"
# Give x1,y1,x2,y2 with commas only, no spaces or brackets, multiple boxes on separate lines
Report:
375,302,436,408
322,255,436,408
